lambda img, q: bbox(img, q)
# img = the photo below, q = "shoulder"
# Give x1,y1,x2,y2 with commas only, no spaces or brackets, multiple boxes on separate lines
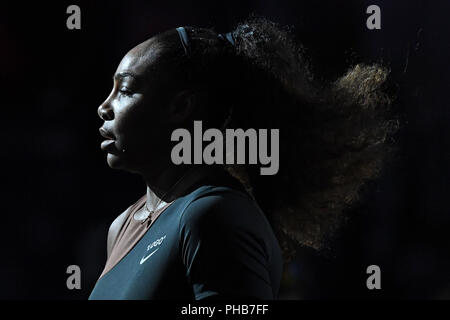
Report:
106,210,128,258
178,186,275,254
179,186,264,232
107,195,145,258
177,186,283,299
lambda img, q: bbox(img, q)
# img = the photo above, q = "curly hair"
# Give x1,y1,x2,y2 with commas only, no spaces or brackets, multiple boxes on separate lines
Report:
153,16,400,261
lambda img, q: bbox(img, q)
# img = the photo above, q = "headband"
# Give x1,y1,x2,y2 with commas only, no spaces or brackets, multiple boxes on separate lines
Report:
218,32,235,46
175,27,236,57
175,27,191,57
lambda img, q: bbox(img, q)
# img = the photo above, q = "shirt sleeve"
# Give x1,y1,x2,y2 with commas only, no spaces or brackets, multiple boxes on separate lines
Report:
179,190,277,300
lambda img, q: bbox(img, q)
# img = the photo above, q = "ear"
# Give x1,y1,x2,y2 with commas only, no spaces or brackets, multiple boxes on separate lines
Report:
167,90,198,124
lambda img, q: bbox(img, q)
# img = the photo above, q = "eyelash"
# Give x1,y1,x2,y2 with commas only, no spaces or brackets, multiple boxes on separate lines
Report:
119,88,133,97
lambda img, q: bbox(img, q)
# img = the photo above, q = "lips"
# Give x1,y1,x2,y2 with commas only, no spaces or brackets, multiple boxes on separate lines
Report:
100,139,117,152
99,127,118,153
99,127,115,140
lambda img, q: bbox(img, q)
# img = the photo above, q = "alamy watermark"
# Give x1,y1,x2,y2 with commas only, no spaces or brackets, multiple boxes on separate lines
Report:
366,265,381,290
366,5,381,30
66,5,81,30
66,264,81,290
171,121,279,175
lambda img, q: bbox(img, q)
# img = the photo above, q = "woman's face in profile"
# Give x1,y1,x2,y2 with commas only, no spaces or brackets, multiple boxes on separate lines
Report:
97,38,174,175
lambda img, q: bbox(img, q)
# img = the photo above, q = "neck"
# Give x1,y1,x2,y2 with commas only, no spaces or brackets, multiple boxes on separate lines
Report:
141,164,224,212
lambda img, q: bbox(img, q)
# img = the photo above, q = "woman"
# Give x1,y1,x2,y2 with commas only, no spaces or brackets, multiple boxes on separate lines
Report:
89,17,398,300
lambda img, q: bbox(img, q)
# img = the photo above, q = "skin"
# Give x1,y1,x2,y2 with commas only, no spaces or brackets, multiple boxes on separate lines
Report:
97,36,224,256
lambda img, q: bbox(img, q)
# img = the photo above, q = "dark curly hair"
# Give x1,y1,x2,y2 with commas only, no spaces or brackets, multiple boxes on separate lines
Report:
151,16,400,260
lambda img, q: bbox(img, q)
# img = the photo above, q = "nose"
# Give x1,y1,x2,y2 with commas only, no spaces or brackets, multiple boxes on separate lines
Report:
98,100,114,121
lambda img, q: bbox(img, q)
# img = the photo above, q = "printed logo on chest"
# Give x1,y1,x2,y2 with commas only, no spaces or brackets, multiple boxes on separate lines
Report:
140,235,167,265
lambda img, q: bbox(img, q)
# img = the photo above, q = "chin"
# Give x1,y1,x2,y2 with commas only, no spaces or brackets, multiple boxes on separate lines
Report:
106,153,127,170
106,153,142,174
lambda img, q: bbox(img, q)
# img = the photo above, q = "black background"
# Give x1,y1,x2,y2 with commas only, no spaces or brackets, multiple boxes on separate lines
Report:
1,0,449,299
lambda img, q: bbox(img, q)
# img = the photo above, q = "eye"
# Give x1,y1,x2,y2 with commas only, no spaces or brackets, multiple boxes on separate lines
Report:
119,87,133,97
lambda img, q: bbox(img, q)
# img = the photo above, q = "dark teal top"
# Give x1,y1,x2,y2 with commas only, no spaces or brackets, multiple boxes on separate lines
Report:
89,185,283,300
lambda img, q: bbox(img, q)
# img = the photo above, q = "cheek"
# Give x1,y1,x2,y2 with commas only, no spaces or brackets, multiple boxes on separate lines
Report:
115,100,148,136
117,103,166,153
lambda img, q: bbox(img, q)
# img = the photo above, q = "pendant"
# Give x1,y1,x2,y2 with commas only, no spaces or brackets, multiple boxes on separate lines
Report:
141,210,154,225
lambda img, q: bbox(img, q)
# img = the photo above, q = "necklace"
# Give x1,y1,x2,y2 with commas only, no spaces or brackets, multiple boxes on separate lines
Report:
138,167,196,225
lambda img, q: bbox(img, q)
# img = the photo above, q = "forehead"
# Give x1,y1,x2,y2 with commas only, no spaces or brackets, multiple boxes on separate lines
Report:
115,37,162,79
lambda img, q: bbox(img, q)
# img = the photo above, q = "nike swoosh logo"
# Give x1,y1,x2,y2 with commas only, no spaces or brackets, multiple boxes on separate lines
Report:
140,248,159,265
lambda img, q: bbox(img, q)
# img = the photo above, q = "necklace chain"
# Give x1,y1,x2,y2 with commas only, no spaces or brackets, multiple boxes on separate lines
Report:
140,168,195,224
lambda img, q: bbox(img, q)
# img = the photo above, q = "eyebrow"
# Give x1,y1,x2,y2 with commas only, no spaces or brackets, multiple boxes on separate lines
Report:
113,72,139,81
